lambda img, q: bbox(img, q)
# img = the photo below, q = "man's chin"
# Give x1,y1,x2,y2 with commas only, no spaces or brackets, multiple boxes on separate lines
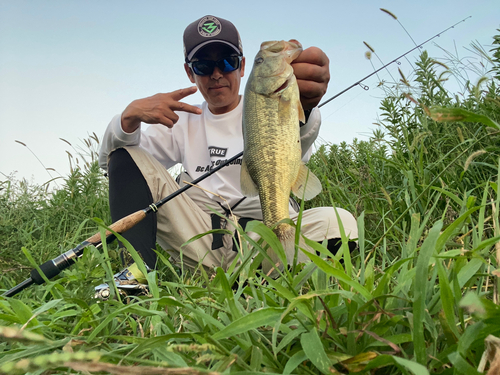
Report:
207,95,229,107
207,99,239,114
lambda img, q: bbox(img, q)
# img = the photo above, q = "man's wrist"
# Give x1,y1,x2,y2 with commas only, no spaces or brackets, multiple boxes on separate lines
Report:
121,120,140,133
121,112,141,134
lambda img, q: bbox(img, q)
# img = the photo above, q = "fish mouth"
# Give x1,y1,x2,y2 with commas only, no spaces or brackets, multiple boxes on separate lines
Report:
262,40,302,57
272,72,293,94
273,80,289,94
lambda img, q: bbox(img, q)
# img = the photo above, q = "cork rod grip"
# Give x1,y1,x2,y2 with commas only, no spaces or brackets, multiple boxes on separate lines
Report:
85,210,147,245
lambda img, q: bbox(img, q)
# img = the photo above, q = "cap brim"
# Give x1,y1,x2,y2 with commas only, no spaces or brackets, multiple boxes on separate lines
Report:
186,40,241,61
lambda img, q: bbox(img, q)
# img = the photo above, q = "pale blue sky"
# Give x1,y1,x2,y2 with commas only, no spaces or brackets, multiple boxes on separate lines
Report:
1,0,499,186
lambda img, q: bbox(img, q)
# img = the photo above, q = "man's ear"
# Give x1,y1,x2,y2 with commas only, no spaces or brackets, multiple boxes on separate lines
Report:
184,63,196,83
240,57,245,77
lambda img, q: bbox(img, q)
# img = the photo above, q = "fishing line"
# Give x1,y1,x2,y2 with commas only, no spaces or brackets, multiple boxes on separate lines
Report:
318,15,471,109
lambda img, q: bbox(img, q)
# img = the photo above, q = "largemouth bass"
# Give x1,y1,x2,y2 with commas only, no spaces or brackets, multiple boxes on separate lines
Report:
241,40,322,272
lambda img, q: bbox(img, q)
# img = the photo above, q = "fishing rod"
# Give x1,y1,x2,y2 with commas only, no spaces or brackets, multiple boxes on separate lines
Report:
2,152,243,298
3,16,470,298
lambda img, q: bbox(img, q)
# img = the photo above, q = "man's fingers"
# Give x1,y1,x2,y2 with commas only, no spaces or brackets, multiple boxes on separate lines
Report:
297,77,328,110
168,87,202,115
159,117,175,128
293,46,329,66
300,96,320,111
291,46,330,110
170,86,198,101
293,62,328,83
292,46,330,83
297,79,325,99
170,101,202,115
156,110,180,128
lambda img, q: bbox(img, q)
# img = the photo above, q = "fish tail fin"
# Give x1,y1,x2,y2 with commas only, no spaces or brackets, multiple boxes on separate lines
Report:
262,224,295,275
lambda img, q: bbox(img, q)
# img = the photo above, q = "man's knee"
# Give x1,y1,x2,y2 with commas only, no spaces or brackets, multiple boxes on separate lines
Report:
301,206,358,241
108,147,158,268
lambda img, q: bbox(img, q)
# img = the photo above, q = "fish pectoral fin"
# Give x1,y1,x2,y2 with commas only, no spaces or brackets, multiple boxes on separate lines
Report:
291,163,322,201
240,158,259,197
298,102,306,123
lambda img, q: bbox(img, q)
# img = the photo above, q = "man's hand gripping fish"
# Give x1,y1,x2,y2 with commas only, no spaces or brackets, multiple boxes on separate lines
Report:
241,40,322,273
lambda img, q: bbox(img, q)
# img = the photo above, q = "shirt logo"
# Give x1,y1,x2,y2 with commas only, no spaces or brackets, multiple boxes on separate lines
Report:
209,146,227,157
198,16,222,37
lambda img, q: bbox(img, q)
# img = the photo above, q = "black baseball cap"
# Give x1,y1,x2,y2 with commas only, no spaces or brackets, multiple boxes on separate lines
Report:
183,15,243,62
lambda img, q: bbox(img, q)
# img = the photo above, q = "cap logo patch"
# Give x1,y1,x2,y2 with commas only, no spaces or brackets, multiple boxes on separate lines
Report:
198,16,222,37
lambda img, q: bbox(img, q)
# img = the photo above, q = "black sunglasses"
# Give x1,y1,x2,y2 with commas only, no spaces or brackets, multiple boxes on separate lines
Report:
188,55,242,76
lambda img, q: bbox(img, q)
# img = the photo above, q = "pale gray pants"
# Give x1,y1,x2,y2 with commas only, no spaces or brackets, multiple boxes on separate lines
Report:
119,146,358,271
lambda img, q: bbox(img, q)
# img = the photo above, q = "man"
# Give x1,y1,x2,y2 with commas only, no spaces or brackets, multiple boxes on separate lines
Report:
98,15,357,281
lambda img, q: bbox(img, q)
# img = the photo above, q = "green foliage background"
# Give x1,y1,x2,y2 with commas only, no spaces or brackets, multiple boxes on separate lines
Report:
0,31,499,374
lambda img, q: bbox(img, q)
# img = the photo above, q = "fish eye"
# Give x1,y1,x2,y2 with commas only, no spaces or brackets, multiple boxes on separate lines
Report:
255,57,264,64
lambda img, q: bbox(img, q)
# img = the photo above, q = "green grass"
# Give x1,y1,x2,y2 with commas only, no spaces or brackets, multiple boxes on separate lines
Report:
0,31,499,374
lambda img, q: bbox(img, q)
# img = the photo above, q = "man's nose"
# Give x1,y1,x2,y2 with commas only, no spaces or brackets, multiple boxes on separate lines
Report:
211,67,224,80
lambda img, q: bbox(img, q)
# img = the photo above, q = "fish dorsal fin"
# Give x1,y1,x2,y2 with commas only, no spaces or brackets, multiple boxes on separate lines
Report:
240,157,259,197
298,102,305,124
291,163,322,201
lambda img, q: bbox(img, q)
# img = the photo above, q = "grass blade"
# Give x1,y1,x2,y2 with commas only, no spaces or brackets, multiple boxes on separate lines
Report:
300,327,332,374
211,307,285,340
413,220,443,365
